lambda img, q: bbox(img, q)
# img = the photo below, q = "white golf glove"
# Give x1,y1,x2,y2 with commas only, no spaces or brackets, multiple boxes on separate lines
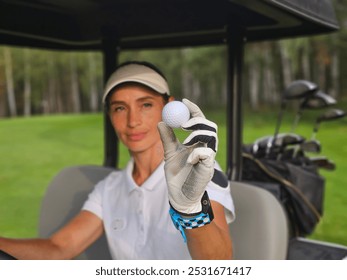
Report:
158,98,218,215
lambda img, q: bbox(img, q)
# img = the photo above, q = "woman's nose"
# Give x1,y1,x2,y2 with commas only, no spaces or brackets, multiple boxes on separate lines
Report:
127,109,141,127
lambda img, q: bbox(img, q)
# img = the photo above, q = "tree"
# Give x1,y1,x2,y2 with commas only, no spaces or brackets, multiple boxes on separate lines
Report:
23,49,32,116
69,52,81,113
3,47,17,117
88,52,99,112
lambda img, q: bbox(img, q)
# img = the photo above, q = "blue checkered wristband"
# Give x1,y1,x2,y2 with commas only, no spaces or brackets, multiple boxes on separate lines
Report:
169,191,214,242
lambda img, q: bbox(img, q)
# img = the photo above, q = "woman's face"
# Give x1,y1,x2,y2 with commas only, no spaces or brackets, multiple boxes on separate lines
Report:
108,83,167,155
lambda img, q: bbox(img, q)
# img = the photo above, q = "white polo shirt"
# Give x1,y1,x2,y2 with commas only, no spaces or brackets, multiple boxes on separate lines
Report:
82,159,234,260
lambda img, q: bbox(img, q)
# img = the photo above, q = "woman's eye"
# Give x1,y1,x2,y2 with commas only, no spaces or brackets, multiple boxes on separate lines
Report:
112,106,125,112
143,103,153,108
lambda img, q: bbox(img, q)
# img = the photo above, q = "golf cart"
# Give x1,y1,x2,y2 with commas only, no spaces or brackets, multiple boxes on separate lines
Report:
0,0,346,260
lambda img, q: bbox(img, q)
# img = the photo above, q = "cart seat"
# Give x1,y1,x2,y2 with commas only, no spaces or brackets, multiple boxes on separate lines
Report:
39,165,114,260
229,181,289,259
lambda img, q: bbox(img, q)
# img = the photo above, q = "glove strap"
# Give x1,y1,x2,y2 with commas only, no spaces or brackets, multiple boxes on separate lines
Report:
169,191,214,242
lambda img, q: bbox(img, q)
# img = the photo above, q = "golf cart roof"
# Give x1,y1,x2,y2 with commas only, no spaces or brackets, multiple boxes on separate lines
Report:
0,0,339,51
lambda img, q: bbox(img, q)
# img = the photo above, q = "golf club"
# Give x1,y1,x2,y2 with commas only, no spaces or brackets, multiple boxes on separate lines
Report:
311,108,346,140
299,139,321,153
270,80,318,156
291,90,337,132
310,156,336,171
293,108,346,159
252,133,305,159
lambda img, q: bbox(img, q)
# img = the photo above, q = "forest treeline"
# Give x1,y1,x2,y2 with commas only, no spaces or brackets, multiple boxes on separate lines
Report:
1,1,347,117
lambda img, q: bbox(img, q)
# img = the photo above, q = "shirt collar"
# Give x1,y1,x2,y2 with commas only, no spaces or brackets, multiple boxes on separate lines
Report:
125,158,165,193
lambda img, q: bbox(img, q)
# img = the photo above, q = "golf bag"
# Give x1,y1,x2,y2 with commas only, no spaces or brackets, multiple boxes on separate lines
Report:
241,152,325,237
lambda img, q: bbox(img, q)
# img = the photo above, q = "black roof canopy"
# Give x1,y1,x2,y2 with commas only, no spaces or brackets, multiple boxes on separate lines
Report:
0,0,339,50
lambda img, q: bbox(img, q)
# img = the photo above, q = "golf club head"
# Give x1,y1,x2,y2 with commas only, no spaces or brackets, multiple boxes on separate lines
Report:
311,108,346,138
268,133,306,159
300,90,336,110
252,135,273,156
274,133,305,162
310,156,336,171
283,80,318,100
276,133,306,147
317,108,346,123
300,139,321,153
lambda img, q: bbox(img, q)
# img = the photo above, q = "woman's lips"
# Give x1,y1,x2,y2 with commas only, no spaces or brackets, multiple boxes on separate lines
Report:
128,132,146,141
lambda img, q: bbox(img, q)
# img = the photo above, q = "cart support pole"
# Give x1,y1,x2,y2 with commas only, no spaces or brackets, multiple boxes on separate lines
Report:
102,28,120,168
226,27,246,181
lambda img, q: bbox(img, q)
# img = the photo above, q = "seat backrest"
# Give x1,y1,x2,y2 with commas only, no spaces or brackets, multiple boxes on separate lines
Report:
229,181,289,259
39,165,114,260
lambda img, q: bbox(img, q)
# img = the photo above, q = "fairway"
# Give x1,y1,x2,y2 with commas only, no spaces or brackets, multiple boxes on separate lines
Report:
0,112,346,246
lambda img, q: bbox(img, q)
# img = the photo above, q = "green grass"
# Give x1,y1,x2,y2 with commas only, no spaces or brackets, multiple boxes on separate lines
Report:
0,111,347,247
0,114,129,237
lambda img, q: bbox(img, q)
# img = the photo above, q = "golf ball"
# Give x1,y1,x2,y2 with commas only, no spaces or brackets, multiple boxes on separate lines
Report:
162,101,190,128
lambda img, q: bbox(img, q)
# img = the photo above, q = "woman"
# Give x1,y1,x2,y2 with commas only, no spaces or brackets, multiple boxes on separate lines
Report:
0,61,234,259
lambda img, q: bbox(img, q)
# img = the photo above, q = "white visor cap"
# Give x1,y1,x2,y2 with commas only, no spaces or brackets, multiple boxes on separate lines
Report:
103,63,170,103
